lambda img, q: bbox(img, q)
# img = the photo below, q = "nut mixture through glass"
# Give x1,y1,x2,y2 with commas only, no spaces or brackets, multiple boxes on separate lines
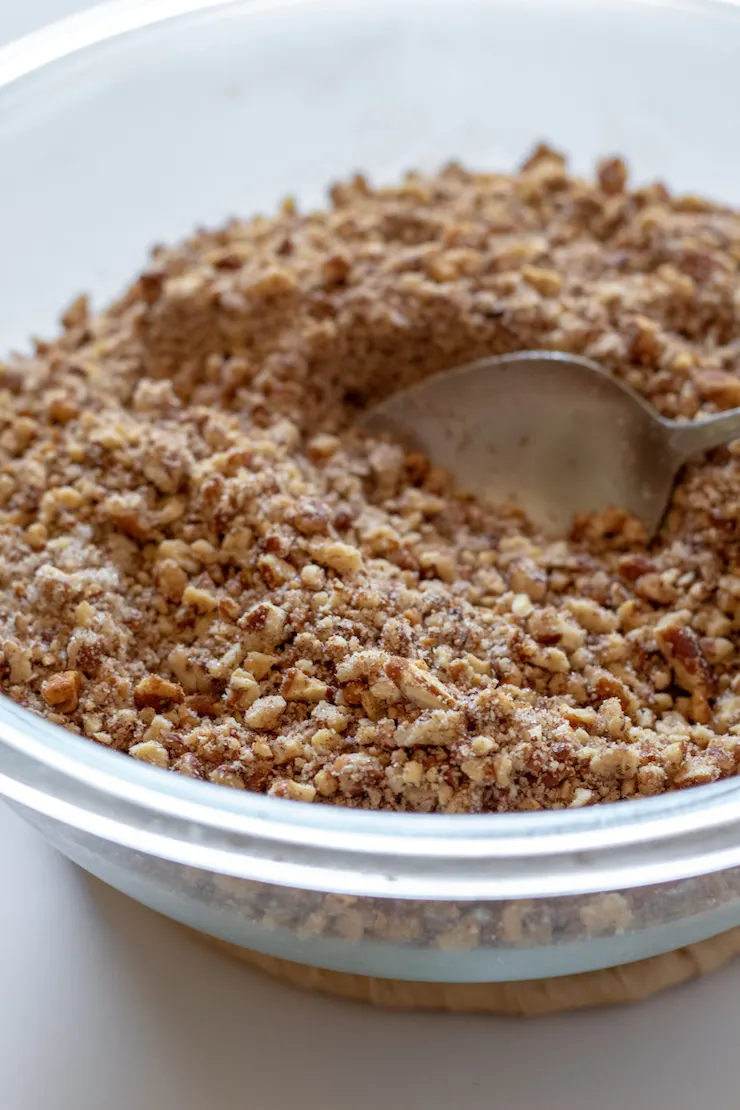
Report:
3,145,740,813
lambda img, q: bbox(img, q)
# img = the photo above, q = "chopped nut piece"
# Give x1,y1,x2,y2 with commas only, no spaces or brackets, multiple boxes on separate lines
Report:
244,696,287,730
257,553,295,588
290,499,330,535
300,563,325,590
521,265,563,297
134,675,184,710
226,668,261,710
511,593,534,618
395,710,464,747
182,584,219,612
41,670,82,713
385,657,456,710
48,395,79,424
143,714,172,743
4,641,32,685
238,601,288,650
309,539,363,575
242,652,278,680
336,649,388,683
656,616,716,698
314,768,339,796
597,156,628,195
419,550,456,583
696,370,740,410
206,643,246,679
566,598,618,634
509,558,547,601
656,615,716,724
129,740,170,768
102,494,154,541
311,701,350,733
471,735,496,756
280,669,330,702
61,293,89,330
570,787,595,808
269,780,317,802
208,766,246,790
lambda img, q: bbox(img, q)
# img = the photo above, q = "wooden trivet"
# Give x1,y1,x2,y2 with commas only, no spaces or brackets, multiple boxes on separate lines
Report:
191,925,740,1015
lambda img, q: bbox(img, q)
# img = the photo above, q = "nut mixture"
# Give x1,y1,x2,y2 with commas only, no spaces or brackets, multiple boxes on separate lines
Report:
4,144,740,813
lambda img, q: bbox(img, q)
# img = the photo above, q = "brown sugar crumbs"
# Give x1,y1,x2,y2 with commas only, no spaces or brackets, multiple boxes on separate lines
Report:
4,144,740,813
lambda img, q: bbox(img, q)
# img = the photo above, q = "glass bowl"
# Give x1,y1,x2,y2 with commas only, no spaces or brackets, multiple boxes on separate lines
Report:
3,0,740,984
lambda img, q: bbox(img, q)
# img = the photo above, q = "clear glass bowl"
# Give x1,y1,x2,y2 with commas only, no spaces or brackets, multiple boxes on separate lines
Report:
3,0,740,983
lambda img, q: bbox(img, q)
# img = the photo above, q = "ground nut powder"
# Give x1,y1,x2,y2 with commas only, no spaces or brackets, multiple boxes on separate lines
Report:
3,144,740,813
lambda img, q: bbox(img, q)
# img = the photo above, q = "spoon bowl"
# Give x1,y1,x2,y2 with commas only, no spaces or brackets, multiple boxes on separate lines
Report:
359,352,740,537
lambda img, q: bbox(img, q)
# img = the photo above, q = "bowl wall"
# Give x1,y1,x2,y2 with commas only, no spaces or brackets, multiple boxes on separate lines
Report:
3,0,740,981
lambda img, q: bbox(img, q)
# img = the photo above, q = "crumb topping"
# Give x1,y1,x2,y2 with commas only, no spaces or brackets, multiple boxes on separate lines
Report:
3,145,740,812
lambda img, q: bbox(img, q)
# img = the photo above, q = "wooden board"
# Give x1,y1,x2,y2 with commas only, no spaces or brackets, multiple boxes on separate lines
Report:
191,926,740,1016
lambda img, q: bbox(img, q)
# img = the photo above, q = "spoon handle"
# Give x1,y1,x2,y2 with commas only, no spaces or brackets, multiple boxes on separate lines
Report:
667,409,740,464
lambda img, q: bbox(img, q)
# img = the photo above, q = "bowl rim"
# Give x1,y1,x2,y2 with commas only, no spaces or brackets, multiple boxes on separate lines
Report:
2,0,740,89
3,0,740,901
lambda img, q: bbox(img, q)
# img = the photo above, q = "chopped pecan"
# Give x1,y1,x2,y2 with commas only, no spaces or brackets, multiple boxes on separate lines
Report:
656,616,716,722
695,370,740,410
385,657,456,710
134,675,185,710
41,670,82,713
280,668,329,702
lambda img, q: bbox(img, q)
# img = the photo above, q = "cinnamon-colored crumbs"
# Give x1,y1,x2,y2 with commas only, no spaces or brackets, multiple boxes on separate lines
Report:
3,144,740,812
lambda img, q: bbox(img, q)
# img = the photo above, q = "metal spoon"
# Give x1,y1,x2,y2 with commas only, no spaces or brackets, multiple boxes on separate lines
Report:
358,351,740,538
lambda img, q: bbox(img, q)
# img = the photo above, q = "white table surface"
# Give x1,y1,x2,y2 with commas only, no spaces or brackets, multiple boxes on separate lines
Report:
3,5,740,1109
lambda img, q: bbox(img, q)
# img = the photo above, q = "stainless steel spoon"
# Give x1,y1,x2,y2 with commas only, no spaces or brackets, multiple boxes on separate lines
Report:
359,351,740,537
